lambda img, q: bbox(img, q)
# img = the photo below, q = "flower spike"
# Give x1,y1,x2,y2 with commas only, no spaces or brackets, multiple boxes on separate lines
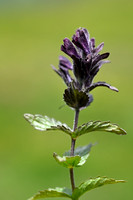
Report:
53,28,118,110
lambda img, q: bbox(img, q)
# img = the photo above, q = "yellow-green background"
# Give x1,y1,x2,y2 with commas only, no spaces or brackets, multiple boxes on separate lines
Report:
0,0,132,199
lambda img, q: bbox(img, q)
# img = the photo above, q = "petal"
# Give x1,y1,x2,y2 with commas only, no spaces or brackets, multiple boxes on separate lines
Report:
52,65,61,76
82,28,90,43
52,65,72,86
59,56,73,70
61,38,80,60
92,60,110,72
88,81,119,92
90,38,95,49
72,28,90,55
93,42,104,54
93,53,110,65
90,60,110,78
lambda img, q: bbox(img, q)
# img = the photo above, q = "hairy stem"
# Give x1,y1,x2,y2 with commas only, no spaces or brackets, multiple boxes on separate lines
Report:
73,109,80,132
70,109,79,191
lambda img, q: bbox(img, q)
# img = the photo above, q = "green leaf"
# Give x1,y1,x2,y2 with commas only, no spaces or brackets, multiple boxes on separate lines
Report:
24,114,72,136
28,178,125,200
64,143,93,157
53,153,81,168
72,121,127,138
28,187,72,200
53,144,93,168
72,177,125,200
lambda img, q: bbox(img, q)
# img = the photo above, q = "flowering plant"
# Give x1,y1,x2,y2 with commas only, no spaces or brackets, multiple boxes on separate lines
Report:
24,28,126,200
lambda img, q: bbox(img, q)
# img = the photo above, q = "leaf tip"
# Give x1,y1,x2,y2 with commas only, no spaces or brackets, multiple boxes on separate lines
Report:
116,179,126,183
24,113,33,120
53,152,57,157
121,129,127,135
27,197,33,200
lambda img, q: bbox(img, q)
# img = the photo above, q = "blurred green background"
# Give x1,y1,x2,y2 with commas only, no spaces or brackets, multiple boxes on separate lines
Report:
0,0,132,199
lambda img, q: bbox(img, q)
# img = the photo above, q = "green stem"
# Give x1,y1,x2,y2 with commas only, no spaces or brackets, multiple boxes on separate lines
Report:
70,109,80,191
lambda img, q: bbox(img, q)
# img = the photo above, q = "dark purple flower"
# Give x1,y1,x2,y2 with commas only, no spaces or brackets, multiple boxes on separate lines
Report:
52,56,73,86
61,38,80,60
53,28,118,110
59,55,73,70
72,28,90,55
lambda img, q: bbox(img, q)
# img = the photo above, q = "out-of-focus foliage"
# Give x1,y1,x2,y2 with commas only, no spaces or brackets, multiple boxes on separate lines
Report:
0,0,132,200
28,177,125,200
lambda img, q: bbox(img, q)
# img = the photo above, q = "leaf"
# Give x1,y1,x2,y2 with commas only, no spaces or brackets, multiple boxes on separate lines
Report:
28,187,72,200
63,86,92,110
72,121,127,138
53,153,81,168
64,143,93,157
28,177,125,200
24,114,72,136
72,177,125,200
53,144,93,168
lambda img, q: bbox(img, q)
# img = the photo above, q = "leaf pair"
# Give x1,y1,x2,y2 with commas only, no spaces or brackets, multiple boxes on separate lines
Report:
28,177,125,200
24,114,126,139
53,144,93,168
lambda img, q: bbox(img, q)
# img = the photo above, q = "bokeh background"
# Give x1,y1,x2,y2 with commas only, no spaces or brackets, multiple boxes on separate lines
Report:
0,0,133,199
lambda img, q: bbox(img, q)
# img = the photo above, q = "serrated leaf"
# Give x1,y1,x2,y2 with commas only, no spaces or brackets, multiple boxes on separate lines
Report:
24,114,72,136
72,177,125,199
72,121,127,138
53,153,81,168
28,187,72,200
63,86,92,110
53,144,93,168
64,143,93,157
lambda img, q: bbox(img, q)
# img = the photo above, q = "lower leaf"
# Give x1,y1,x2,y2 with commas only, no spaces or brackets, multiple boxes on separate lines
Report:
28,187,72,200
72,176,125,200
28,177,125,200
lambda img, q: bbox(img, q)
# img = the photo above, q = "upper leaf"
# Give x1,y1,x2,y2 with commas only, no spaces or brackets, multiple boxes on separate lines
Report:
72,121,127,138
72,177,125,200
28,187,72,200
24,114,72,136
